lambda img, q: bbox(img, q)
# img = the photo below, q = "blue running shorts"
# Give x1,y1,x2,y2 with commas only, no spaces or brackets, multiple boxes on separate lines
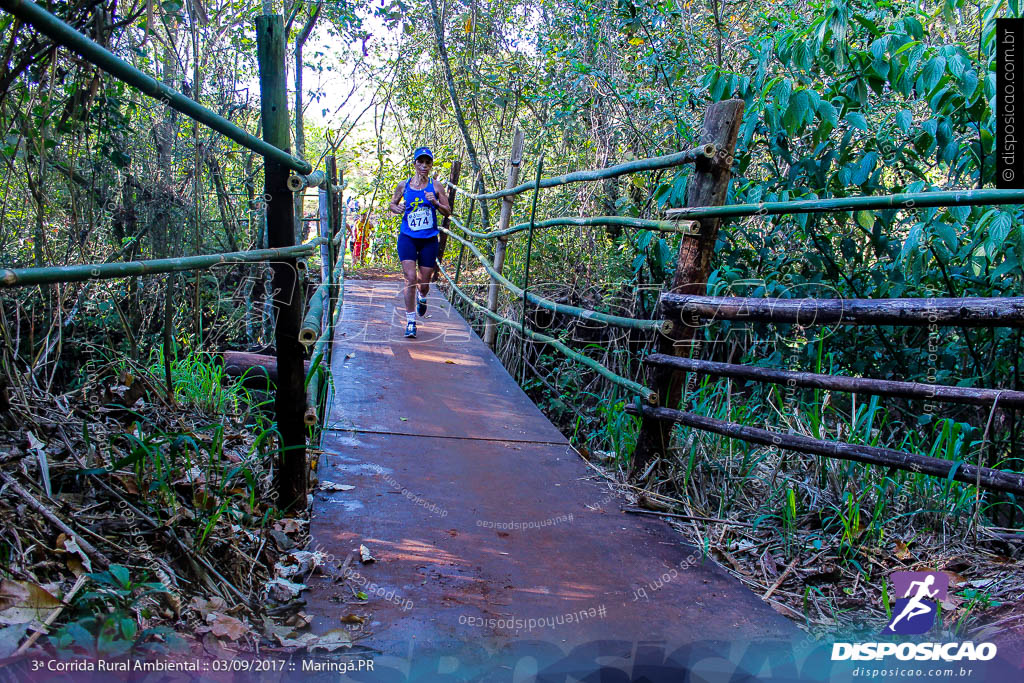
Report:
397,233,439,269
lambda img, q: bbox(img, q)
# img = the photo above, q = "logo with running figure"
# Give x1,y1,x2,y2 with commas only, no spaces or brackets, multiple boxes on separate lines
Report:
885,571,948,635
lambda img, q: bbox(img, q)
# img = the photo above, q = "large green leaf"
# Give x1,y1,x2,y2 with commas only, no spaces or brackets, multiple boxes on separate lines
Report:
921,56,947,91
845,112,868,131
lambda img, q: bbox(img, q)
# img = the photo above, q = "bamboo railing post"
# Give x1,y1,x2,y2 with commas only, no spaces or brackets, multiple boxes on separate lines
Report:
634,99,745,473
326,155,338,327
519,158,543,384
320,158,333,333
484,129,525,347
257,13,306,511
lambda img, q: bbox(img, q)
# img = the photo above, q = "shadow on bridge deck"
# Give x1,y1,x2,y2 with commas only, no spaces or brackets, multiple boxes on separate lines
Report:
305,279,803,679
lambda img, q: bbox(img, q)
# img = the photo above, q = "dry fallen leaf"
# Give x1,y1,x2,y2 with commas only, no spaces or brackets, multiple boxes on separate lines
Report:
114,474,140,495
637,495,671,512
61,536,92,573
941,594,965,611
308,628,352,652
340,614,365,624
208,613,249,641
191,596,228,620
894,541,912,560
319,481,355,492
274,518,306,535
0,580,61,626
359,545,375,564
444,360,456,364
266,578,307,602
278,550,325,578
0,581,30,612
285,611,312,629
345,353,356,360
0,625,23,659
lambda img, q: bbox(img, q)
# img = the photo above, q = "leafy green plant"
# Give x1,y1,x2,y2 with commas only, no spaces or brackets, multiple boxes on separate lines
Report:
51,566,183,659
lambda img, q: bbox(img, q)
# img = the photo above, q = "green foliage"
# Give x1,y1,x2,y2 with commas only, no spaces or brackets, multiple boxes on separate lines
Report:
51,566,184,659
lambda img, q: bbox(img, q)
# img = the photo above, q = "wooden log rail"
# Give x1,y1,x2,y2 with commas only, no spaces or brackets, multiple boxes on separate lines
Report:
299,282,328,347
222,351,310,385
644,354,1024,408
660,295,1024,328
624,404,1024,496
442,225,668,333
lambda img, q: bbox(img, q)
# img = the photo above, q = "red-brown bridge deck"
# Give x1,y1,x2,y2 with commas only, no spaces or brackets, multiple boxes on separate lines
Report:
305,279,799,677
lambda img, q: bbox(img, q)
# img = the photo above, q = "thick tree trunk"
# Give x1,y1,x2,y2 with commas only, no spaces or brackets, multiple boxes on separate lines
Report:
633,99,744,473
291,2,321,242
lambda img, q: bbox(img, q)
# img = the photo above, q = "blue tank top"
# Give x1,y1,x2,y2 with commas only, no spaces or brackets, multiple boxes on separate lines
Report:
399,178,439,238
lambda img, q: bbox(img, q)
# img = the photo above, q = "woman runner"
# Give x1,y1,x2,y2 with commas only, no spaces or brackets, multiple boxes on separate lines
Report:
388,147,451,339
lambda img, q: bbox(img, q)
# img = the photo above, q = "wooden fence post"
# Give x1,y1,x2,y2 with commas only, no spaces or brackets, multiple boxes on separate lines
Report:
484,129,525,347
257,13,306,511
634,99,745,473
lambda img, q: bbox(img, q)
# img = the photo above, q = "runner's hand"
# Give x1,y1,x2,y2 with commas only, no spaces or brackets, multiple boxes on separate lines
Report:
425,191,437,205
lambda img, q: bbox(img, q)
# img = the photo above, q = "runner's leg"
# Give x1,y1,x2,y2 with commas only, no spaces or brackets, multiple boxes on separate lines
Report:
397,234,419,314
401,260,418,313
418,237,439,297
418,266,434,295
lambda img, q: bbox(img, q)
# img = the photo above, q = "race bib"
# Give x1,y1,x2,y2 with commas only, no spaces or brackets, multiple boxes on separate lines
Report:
407,206,435,232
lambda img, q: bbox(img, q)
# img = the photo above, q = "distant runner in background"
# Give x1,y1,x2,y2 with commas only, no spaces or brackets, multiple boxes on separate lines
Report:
388,146,451,339
346,196,360,218
353,211,373,264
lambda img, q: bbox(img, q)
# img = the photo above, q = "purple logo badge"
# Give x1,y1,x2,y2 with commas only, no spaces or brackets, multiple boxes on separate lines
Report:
884,571,948,635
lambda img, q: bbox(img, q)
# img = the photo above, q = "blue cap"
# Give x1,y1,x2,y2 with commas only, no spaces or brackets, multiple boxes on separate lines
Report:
413,146,434,161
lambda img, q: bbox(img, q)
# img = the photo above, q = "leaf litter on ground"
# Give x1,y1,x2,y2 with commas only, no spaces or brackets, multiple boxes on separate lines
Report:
0,375,358,657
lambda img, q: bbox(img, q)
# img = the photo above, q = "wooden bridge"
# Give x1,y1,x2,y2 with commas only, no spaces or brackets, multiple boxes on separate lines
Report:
4,2,1024,679
303,278,798,675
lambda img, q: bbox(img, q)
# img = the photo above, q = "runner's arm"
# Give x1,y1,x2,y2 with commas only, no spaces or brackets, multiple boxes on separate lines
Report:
388,181,406,215
430,179,451,217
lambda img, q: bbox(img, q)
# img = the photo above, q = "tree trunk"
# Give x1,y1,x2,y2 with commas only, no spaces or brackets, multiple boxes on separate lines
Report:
633,99,744,473
292,2,321,242
483,129,524,347
426,0,490,229
257,12,307,512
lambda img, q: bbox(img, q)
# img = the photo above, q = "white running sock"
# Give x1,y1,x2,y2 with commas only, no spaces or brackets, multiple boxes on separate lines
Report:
406,312,415,323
